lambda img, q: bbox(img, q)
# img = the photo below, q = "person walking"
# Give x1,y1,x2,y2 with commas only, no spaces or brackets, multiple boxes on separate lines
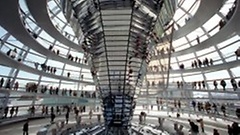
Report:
65,111,69,124
0,78,4,88
89,109,93,119
10,107,14,118
50,112,55,124
197,118,204,133
23,120,29,135
15,106,19,116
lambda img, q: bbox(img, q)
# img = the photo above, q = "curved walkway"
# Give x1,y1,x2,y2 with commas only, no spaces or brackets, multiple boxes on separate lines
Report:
25,0,84,53
0,111,230,135
173,0,224,39
153,0,240,60
0,51,93,85
0,0,89,69
0,88,96,104
147,59,240,74
162,0,224,42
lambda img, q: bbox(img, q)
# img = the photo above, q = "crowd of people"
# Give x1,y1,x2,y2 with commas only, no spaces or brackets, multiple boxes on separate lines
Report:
49,45,60,55
2,106,19,119
0,78,97,98
34,62,57,74
67,53,85,64
174,78,240,91
0,78,19,90
219,1,236,30
6,48,22,62
191,58,214,69
25,82,97,98
191,101,229,117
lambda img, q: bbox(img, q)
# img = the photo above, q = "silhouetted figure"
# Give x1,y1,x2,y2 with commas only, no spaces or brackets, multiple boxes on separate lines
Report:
231,79,237,91
6,49,11,56
177,81,180,89
67,72,70,78
220,80,226,90
188,119,199,134
10,107,14,118
221,104,226,117
210,58,213,65
228,125,233,135
65,111,69,124
202,81,206,89
0,78,4,88
14,81,19,91
196,36,200,44
192,101,196,111
236,108,240,119
197,119,204,133
212,103,218,114
15,106,19,116
232,122,240,135
46,106,49,115
4,106,9,118
11,48,17,59
23,121,29,135
213,80,218,90
213,129,220,135
198,59,202,67
50,112,55,124
5,79,11,89
198,81,201,89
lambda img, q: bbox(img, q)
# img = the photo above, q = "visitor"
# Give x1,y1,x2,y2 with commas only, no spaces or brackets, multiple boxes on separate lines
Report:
188,119,199,134
196,36,200,44
220,79,226,90
89,109,93,119
0,77,4,88
10,107,14,118
56,106,60,115
221,104,226,117
14,81,19,91
65,110,69,124
230,79,238,91
210,58,213,65
198,81,201,89
212,103,218,114
213,80,218,90
6,49,11,56
213,129,220,135
45,106,48,115
4,106,9,118
15,106,19,116
192,101,196,111
10,48,17,59
196,118,204,133
23,120,29,135
67,72,70,78
177,81,180,88
50,112,56,124
236,108,240,119
231,122,240,135
202,81,206,89
227,125,233,135
75,110,81,126
235,47,240,60
42,105,45,115
5,79,11,89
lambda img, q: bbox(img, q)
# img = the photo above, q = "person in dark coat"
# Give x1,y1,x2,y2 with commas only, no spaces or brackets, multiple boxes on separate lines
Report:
65,111,69,124
23,121,29,135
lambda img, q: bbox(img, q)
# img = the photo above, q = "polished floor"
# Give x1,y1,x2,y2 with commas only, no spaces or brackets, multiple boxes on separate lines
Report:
0,110,230,135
